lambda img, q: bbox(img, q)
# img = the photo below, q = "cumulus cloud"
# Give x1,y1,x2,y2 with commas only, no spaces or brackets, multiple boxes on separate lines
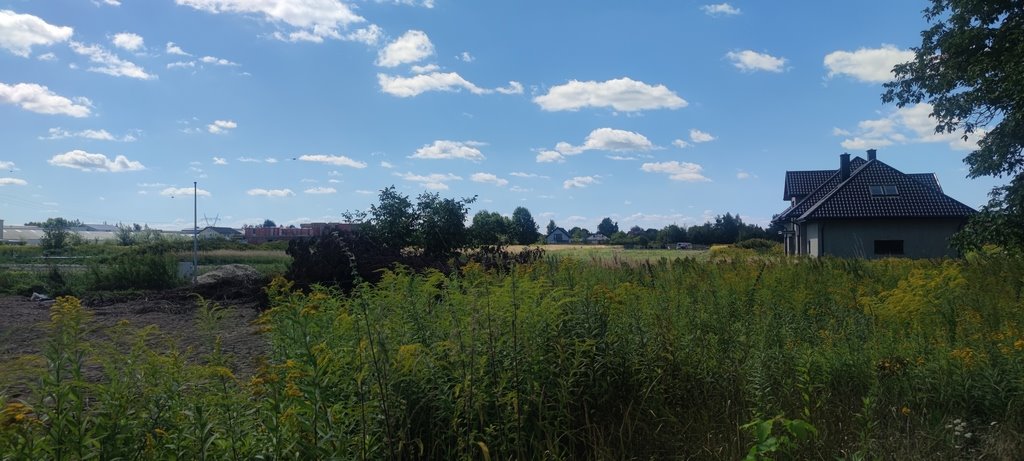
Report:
297,154,368,168
563,176,598,189
69,41,155,79
824,44,914,83
726,50,786,73
395,172,461,190
838,102,985,151
410,63,439,74
672,139,690,149
0,161,15,170
641,161,710,182
176,0,365,43
533,77,687,112
161,186,211,197
701,3,741,15
411,140,485,161
212,156,227,165
376,30,433,67
0,10,73,57
510,172,547,179
736,170,755,179
471,172,508,186
342,24,382,45
380,161,395,168
167,61,195,69
377,72,521,97
207,119,236,134
111,32,144,51
0,82,92,117
48,149,145,172
457,51,473,62
690,129,716,143
538,128,654,162
39,127,136,141
247,188,295,197
200,55,238,66
0,177,27,186
166,41,191,56
304,186,336,194
37,52,56,61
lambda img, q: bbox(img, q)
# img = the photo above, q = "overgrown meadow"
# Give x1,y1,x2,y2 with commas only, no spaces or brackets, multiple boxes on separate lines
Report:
2,249,1023,459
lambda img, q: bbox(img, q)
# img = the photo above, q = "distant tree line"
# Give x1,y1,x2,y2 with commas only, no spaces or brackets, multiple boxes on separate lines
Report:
545,212,783,247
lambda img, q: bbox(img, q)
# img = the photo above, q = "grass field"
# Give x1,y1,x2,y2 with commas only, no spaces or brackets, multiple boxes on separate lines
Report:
514,244,711,264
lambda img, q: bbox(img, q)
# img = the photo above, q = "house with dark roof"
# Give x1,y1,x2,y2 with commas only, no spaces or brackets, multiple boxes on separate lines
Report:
545,227,571,244
197,226,243,240
773,149,975,258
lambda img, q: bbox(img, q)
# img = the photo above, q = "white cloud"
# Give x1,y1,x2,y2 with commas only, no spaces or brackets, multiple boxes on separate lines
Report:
167,61,195,69
510,171,547,179
247,188,295,197
48,149,145,172
237,156,262,162
200,55,238,66
824,44,914,83
0,82,92,117
457,51,473,62
641,161,710,182
701,3,741,15
39,127,136,141
378,72,521,97
328,178,340,183
410,63,440,74
376,30,433,67
0,177,27,186
37,52,56,61
690,129,716,143
355,189,374,194
831,127,851,136
380,161,394,168
207,119,237,134
540,128,654,162
534,77,687,112
98,0,121,5
563,176,598,189
176,0,364,43
839,103,985,151
265,157,278,163
298,154,368,168
161,186,210,197
736,170,755,179
672,139,690,149
343,24,382,45
411,140,485,161
69,41,155,79
0,161,15,170
395,172,461,190
212,156,227,165
0,10,73,57
471,172,508,186
111,32,144,51
304,186,336,194
166,41,191,56
726,50,786,73
535,150,564,163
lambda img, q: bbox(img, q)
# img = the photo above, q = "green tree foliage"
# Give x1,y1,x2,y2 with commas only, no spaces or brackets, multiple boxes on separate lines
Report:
470,210,511,245
882,1,1024,251
546,219,557,235
658,224,687,244
365,186,418,250
115,223,135,246
569,226,591,242
510,206,540,244
262,219,277,228
415,192,476,257
597,217,619,236
40,218,77,252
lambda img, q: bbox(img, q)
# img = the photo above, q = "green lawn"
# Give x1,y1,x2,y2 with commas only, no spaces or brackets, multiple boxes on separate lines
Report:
530,244,710,264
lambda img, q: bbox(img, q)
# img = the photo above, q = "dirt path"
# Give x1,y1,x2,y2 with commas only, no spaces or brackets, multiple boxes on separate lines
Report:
0,294,269,399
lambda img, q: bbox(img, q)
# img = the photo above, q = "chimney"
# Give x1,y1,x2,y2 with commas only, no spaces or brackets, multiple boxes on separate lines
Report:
867,149,877,161
840,153,850,180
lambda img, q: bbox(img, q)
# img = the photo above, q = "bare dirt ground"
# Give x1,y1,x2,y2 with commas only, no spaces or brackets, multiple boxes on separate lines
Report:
0,271,271,399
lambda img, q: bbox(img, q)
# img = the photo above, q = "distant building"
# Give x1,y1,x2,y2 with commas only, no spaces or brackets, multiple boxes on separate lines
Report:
545,227,571,244
586,233,610,244
772,149,976,258
197,226,243,240
72,223,120,232
243,222,359,244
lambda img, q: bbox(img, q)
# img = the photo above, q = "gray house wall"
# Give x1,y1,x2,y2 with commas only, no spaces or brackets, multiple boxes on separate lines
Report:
813,218,963,258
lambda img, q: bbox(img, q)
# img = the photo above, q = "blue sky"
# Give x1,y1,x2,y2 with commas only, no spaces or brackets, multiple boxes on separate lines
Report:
0,0,1004,231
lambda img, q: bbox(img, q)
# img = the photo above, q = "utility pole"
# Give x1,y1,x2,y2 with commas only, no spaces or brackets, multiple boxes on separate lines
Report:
192,181,198,284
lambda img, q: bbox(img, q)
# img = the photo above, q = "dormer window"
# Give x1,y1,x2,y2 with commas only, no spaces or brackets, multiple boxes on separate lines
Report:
869,185,899,197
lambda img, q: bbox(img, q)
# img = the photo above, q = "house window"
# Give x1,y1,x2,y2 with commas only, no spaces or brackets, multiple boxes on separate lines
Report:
874,240,904,255
869,185,899,197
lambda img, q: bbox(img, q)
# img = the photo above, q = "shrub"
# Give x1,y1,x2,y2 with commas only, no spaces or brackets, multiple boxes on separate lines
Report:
736,238,784,253
87,252,181,291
